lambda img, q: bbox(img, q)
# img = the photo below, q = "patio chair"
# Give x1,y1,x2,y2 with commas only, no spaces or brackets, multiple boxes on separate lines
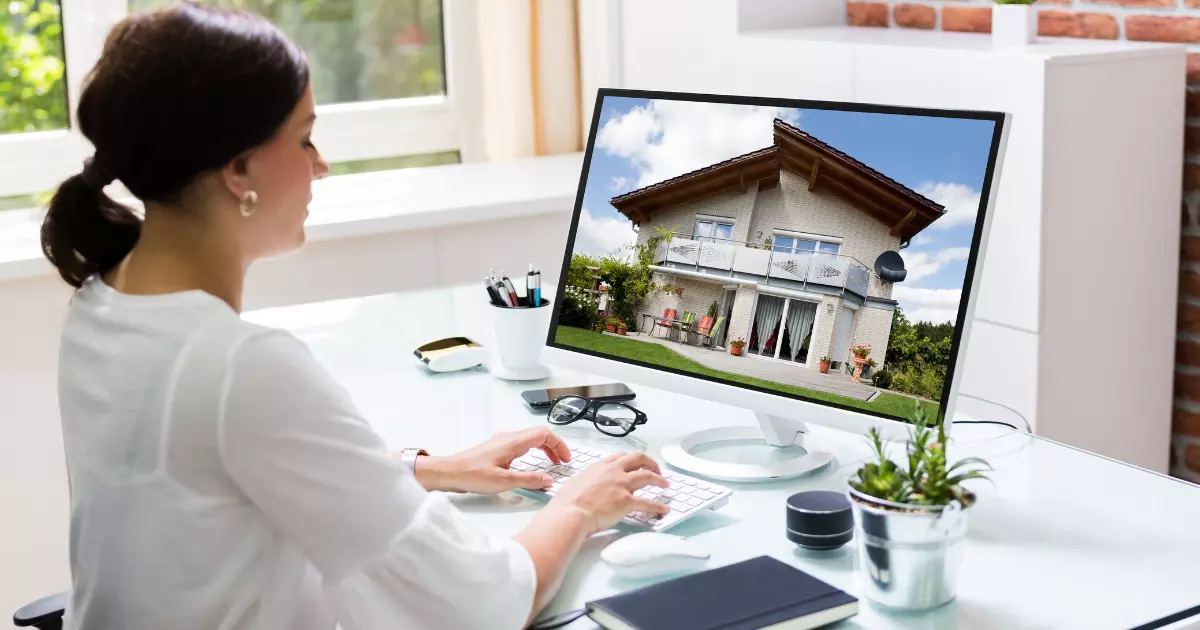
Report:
672,312,696,343
653,308,678,338
695,315,725,351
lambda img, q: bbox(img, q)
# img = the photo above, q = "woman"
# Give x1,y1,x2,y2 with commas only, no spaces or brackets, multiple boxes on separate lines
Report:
42,3,669,629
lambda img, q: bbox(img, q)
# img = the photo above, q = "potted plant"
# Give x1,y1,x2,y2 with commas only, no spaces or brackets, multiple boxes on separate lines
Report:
729,338,746,356
993,0,1036,47
850,344,871,382
862,358,878,378
847,403,992,611
604,318,617,334
616,318,628,336
819,356,831,373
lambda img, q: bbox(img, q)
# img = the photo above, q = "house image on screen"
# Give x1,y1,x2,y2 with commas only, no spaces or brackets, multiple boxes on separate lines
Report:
616,119,945,373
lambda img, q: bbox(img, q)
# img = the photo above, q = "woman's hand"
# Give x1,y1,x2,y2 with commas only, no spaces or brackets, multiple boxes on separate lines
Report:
412,427,572,494
549,451,670,535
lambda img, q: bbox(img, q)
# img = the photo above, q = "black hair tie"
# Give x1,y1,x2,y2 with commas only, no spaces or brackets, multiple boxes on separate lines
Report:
81,156,116,188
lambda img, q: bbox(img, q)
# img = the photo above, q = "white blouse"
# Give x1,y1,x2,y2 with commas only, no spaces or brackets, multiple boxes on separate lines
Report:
57,276,535,630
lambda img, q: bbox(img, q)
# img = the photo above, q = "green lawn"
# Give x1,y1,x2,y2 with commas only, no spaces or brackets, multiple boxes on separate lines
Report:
554,326,938,421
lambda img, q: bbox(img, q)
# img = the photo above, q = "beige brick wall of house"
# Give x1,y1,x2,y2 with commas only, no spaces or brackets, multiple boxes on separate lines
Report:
845,0,1200,481
851,305,896,371
753,170,900,299
635,183,760,248
808,296,842,369
636,272,726,336
727,285,761,347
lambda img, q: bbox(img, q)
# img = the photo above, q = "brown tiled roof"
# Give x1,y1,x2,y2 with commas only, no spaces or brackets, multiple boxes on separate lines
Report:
609,146,777,205
608,118,948,241
772,119,943,217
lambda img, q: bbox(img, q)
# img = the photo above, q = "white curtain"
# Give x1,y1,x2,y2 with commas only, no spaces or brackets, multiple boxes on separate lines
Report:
785,300,817,362
475,0,582,160
754,295,785,355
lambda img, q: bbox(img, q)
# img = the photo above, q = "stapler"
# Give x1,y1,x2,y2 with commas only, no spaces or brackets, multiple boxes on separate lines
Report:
413,337,487,373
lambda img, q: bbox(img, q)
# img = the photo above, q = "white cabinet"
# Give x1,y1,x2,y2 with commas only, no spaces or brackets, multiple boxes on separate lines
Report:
586,2,1183,472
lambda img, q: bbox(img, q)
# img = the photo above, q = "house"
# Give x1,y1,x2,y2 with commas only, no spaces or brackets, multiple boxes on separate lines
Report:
613,119,945,373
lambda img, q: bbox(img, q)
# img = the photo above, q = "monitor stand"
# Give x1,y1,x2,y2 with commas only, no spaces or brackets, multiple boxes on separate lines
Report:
658,413,834,483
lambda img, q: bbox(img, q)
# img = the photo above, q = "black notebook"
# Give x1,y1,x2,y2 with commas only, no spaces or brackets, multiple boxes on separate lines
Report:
586,555,858,630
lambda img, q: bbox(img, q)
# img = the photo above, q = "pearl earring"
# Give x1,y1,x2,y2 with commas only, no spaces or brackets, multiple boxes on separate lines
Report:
239,190,258,218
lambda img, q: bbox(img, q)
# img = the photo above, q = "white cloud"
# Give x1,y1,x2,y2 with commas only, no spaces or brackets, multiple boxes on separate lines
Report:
894,287,962,325
596,100,801,190
911,233,937,247
916,182,981,230
899,247,969,284
574,207,637,259
610,176,630,192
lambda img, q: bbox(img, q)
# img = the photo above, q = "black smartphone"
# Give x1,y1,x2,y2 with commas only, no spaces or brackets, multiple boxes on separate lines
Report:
521,383,636,409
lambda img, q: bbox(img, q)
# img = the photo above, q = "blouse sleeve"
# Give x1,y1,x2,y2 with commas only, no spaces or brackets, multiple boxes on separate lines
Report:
216,330,536,630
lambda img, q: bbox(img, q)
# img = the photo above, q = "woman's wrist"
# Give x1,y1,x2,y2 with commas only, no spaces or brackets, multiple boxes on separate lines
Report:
412,455,462,492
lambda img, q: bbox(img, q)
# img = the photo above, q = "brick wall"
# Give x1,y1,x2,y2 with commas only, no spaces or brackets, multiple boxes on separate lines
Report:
757,170,900,299
846,0,1200,482
850,305,897,371
637,272,726,336
635,184,760,248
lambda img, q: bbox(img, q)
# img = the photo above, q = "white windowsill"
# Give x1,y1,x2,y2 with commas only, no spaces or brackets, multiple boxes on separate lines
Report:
0,152,584,283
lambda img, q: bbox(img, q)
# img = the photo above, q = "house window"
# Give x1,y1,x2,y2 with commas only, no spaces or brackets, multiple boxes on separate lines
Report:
696,219,734,244
773,233,841,257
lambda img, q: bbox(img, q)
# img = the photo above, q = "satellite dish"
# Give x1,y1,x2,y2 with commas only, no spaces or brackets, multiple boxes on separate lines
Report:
875,251,907,283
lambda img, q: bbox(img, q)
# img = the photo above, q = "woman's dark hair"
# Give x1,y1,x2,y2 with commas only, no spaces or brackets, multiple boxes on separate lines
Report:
41,1,309,288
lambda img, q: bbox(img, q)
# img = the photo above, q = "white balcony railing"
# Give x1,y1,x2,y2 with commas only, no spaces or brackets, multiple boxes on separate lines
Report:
653,235,873,299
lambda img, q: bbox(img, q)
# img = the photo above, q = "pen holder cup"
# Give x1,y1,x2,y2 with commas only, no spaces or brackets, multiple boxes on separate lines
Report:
489,298,552,381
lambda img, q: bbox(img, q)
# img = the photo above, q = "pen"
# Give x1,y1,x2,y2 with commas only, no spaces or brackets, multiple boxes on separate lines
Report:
484,277,504,306
533,266,542,305
526,264,536,307
500,273,520,307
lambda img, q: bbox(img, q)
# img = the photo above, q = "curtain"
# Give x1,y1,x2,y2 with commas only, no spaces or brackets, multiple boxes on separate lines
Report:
785,300,817,362
754,295,785,355
475,0,582,160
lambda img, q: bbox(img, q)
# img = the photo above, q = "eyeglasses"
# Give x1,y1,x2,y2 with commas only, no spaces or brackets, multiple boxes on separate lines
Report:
547,395,648,437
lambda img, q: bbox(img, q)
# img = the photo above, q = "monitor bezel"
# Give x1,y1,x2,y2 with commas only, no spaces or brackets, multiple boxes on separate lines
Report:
545,87,1009,429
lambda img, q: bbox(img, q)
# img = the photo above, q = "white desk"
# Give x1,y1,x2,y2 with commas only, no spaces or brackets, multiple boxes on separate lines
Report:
244,284,1200,630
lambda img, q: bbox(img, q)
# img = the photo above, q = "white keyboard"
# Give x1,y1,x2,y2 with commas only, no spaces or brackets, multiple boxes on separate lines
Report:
511,441,733,532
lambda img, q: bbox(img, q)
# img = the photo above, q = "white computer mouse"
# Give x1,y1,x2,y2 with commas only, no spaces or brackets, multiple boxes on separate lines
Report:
600,532,711,579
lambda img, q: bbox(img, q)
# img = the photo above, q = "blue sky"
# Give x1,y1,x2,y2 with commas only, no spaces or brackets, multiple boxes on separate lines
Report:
574,96,997,324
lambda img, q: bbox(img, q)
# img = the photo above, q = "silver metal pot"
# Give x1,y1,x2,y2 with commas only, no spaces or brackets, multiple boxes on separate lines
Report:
846,483,973,611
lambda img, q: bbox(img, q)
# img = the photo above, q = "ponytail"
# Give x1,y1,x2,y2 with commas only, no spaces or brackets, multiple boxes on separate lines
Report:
40,169,141,288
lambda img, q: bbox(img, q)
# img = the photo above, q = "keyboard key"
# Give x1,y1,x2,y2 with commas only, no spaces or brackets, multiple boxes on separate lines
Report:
686,497,704,507
529,450,548,461
683,478,698,486
694,490,715,501
670,504,689,513
675,486,695,495
660,489,677,499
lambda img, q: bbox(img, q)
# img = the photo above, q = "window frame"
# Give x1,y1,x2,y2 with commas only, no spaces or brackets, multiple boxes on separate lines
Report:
772,229,841,256
0,0,482,198
695,217,734,244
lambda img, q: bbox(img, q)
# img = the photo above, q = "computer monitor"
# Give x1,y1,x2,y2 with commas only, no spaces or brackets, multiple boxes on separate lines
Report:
544,88,1010,482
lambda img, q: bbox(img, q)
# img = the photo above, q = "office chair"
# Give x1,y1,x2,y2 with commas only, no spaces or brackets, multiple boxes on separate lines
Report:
13,591,68,629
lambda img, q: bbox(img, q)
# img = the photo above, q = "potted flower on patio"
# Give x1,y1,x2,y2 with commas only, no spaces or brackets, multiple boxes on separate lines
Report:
604,318,618,334
847,402,992,611
819,356,831,373
729,338,746,356
616,319,628,336
850,344,872,382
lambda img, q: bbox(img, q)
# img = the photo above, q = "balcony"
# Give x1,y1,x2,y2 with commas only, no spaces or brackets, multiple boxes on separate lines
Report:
652,235,871,299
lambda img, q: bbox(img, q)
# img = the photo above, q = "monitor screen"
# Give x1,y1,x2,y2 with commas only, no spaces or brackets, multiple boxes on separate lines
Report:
548,90,1005,425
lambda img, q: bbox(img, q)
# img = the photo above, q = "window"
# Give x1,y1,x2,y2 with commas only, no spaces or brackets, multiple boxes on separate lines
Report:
0,0,480,200
0,0,66,135
772,233,841,256
696,219,734,244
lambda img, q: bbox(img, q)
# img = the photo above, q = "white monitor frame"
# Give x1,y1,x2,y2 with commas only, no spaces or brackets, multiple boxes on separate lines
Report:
543,88,1012,475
